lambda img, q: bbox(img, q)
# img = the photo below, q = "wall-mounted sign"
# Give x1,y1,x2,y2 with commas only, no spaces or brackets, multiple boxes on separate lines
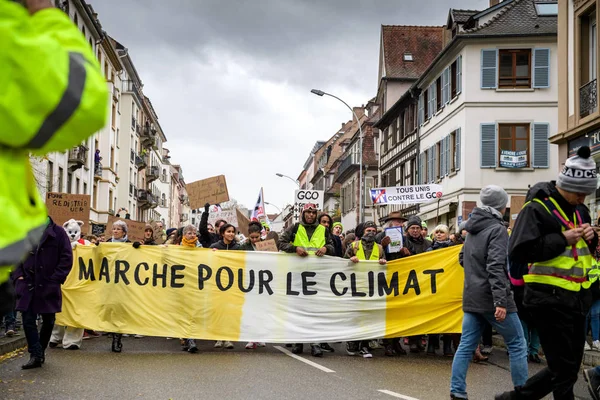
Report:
568,129,600,157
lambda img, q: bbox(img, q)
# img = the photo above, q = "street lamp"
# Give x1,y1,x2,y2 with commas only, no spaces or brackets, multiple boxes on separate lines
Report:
275,173,300,187
311,89,364,223
264,201,282,213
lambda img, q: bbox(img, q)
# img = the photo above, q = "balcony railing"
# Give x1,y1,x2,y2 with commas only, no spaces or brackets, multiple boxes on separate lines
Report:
123,80,143,101
142,135,156,149
580,79,598,118
335,153,359,183
68,145,88,171
146,165,159,183
134,154,147,170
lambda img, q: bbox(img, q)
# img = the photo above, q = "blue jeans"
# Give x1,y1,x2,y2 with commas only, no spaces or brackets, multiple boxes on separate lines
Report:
520,319,541,356
588,300,600,340
450,312,528,398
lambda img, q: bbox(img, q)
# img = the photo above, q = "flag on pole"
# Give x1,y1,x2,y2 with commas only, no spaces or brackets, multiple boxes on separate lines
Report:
251,188,268,226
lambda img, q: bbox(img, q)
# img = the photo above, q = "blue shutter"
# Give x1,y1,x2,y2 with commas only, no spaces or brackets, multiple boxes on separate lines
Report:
455,128,461,171
457,55,462,94
427,148,434,183
481,124,497,168
441,68,448,105
418,93,424,125
418,152,425,184
532,123,550,168
440,139,446,178
445,135,451,175
481,49,498,89
430,83,437,116
533,48,550,88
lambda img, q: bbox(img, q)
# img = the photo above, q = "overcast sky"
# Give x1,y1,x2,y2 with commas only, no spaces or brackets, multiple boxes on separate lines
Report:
91,0,488,214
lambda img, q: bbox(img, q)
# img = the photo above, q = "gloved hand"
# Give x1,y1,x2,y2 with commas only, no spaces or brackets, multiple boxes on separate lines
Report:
132,241,142,249
204,202,210,213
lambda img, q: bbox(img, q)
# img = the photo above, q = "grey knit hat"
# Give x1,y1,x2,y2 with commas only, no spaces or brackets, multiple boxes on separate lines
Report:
406,215,422,230
557,146,597,195
480,185,509,211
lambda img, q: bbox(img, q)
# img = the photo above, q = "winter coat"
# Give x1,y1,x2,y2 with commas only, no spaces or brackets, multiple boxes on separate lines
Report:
459,207,517,314
404,235,431,256
344,240,385,260
210,240,241,251
278,221,335,256
332,235,343,258
13,220,73,314
199,210,220,249
509,181,597,313
426,239,455,252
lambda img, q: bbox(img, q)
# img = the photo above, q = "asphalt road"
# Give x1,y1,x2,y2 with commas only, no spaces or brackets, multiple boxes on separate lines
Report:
0,337,594,400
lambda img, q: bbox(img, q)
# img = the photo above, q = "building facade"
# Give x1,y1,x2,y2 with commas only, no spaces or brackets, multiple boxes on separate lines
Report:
555,0,600,218
415,0,559,231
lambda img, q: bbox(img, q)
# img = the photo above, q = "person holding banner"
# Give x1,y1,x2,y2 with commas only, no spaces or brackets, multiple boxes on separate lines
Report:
278,203,334,357
344,221,387,358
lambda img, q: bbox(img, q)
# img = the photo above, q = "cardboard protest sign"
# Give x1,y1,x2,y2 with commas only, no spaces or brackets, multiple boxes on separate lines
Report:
105,216,147,242
186,175,229,210
236,209,251,236
208,210,238,228
255,239,278,252
150,221,167,244
46,192,91,234
509,195,526,228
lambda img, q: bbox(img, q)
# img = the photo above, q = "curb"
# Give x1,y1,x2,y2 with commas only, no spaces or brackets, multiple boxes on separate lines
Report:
0,335,27,356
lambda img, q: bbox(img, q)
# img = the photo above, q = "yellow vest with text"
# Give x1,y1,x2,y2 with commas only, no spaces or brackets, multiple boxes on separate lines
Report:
353,241,380,261
0,1,108,286
292,225,327,255
523,197,600,291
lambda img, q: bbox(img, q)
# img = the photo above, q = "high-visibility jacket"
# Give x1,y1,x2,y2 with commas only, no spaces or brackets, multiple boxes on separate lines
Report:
292,225,327,255
523,197,600,291
353,241,380,261
0,1,108,286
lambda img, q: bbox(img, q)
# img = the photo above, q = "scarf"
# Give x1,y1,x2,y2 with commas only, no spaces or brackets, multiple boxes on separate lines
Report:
181,236,198,248
111,235,128,243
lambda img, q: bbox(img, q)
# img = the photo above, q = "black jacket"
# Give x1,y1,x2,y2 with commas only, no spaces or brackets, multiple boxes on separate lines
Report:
332,235,343,258
460,207,516,313
426,239,455,252
199,210,220,249
405,235,431,256
209,240,241,251
509,181,597,312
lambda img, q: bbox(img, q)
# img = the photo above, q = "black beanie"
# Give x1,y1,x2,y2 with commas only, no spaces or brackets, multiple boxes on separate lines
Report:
406,215,422,230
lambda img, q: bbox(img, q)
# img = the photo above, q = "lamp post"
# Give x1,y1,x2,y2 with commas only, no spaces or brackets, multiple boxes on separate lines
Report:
264,201,282,213
275,173,300,188
310,89,364,223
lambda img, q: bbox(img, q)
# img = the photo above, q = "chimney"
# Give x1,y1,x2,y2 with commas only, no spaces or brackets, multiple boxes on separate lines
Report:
353,107,365,119
489,0,500,6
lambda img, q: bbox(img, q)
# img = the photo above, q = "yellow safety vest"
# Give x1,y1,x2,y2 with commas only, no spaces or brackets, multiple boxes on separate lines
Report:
292,224,327,255
523,197,600,292
353,241,379,261
0,1,108,285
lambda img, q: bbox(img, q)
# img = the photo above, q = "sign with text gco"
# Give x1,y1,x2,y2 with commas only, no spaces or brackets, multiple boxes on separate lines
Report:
293,190,324,220
370,184,443,205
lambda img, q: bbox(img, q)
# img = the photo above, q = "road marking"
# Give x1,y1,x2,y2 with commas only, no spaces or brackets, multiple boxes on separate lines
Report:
378,390,420,400
273,346,336,373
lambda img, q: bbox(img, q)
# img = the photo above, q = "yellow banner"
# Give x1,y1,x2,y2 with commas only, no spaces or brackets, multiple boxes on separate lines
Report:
56,244,464,341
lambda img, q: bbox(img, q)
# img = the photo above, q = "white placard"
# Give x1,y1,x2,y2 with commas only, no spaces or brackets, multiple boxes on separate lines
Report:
370,185,443,205
385,227,404,254
208,209,238,227
293,190,325,220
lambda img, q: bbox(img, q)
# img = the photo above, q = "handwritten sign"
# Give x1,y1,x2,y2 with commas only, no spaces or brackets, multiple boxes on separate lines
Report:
509,195,526,229
208,210,238,228
105,216,147,242
150,221,167,244
186,175,229,210
255,239,279,252
46,192,91,234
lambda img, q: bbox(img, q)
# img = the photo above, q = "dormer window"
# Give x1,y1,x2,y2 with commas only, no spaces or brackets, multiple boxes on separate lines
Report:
403,53,414,61
535,2,558,16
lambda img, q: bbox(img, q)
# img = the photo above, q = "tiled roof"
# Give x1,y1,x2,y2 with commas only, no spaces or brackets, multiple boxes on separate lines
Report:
463,0,556,36
381,25,445,80
451,9,479,24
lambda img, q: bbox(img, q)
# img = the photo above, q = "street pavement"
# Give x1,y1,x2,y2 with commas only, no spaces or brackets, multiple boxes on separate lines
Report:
0,337,594,400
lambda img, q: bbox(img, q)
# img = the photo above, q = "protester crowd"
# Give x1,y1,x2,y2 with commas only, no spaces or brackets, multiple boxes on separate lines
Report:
5,146,600,399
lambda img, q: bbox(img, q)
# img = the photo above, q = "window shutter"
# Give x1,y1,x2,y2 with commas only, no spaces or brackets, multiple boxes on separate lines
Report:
481,49,497,89
440,139,446,178
532,123,550,168
455,128,461,171
481,124,497,168
418,152,425,184
428,147,434,183
445,135,451,174
431,82,437,114
441,69,448,105
533,48,550,88
457,55,463,94
418,93,424,125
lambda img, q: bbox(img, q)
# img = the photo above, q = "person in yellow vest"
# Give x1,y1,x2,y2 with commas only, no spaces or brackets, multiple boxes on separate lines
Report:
0,0,108,316
278,202,334,357
496,146,600,400
344,221,386,358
